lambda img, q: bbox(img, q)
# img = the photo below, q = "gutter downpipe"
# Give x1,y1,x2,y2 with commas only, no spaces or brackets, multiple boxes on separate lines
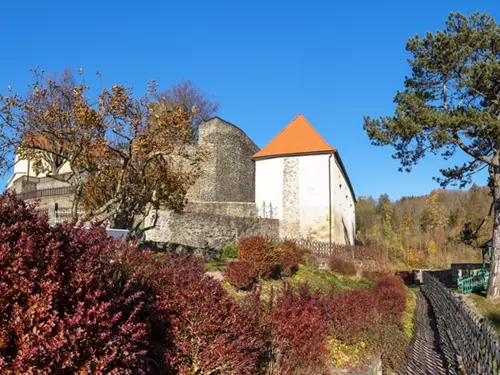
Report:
329,152,334,251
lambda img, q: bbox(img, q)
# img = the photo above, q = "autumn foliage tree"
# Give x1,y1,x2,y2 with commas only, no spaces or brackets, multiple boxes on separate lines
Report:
157,80,220,139
364,12,500,299
356,187,490,268
0,68,214,235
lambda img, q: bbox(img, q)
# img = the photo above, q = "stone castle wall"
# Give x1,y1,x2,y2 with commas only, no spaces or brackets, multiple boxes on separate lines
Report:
10,175,74,223
144,210,279,250
188,117,259,203
185,201,257,218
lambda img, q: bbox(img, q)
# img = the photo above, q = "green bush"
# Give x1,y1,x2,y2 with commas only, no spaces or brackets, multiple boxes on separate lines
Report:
222,241,238,259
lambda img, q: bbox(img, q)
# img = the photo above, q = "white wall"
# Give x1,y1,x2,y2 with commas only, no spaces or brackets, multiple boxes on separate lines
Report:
8,153,72,188
255,158,284,220
255,153,356,245
298,154,330,237
8,155,36,188
330,156,356,245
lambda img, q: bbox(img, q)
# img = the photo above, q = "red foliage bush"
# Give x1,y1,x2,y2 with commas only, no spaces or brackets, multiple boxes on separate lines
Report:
124,251,268,374
361,270,389,281
0,193,153,374
224,261,256,289
328,256,357,276
278,240,306,277
270,283,329,374
238,236,280,278
374,275,407,296
327,290,376,343
373,275,407,324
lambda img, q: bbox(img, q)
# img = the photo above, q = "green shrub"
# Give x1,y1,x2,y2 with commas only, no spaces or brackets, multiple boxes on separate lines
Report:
222,241,239,260
329,256,357,276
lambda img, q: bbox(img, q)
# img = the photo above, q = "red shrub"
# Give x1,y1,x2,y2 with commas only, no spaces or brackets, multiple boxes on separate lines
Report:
224,261,256,289
0,193,153,374
239,236,280,278
373,276,407,324
374,275,407,296
125,251,268,374
328,256,357,276
278,240,306,277
361,270,389,281
326,289,376,342
270,283,329,374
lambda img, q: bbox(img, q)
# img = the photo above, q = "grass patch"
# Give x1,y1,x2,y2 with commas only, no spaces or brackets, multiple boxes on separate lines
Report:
465,292,500,332
204,260,228,272
290,264,373,293
257,265,373,299
402,288,417,338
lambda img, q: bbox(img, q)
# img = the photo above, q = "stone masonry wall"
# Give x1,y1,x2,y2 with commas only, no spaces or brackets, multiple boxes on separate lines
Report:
185,201,257,218
144,210,279,250
10,175,74,224
188,117,259,203
281,157,301,237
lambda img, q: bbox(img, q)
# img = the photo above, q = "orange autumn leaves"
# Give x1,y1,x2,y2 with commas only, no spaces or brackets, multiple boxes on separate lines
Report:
1,68,207,231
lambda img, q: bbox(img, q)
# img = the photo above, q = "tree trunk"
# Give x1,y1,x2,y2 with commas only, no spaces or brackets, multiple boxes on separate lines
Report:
71,182,83,222
487,178,500,299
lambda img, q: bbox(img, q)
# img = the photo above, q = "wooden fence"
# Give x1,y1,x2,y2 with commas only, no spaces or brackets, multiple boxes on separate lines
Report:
422,272,500,374
280,238,388,262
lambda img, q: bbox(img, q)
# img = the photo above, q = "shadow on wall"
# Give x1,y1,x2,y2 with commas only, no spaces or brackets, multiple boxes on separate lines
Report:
342,217,351,246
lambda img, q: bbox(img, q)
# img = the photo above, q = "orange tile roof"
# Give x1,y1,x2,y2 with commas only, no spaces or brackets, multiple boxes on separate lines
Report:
253,114,335,159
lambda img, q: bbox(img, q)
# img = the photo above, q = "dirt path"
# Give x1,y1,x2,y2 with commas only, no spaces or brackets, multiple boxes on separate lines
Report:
398,291,449,375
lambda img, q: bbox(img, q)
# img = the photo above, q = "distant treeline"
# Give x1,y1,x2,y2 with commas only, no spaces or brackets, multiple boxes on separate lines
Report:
356,184,491,269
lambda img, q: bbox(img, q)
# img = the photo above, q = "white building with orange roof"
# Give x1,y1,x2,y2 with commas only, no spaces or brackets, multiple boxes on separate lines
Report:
253,114,356,245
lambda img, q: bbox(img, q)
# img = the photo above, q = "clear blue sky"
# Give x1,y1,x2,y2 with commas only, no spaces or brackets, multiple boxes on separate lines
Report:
1,0,498,200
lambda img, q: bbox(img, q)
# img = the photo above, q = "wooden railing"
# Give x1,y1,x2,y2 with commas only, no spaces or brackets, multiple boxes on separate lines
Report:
288,238,387,261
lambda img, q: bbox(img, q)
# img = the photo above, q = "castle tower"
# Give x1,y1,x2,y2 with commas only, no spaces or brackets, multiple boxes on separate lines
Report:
253,114,356,244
